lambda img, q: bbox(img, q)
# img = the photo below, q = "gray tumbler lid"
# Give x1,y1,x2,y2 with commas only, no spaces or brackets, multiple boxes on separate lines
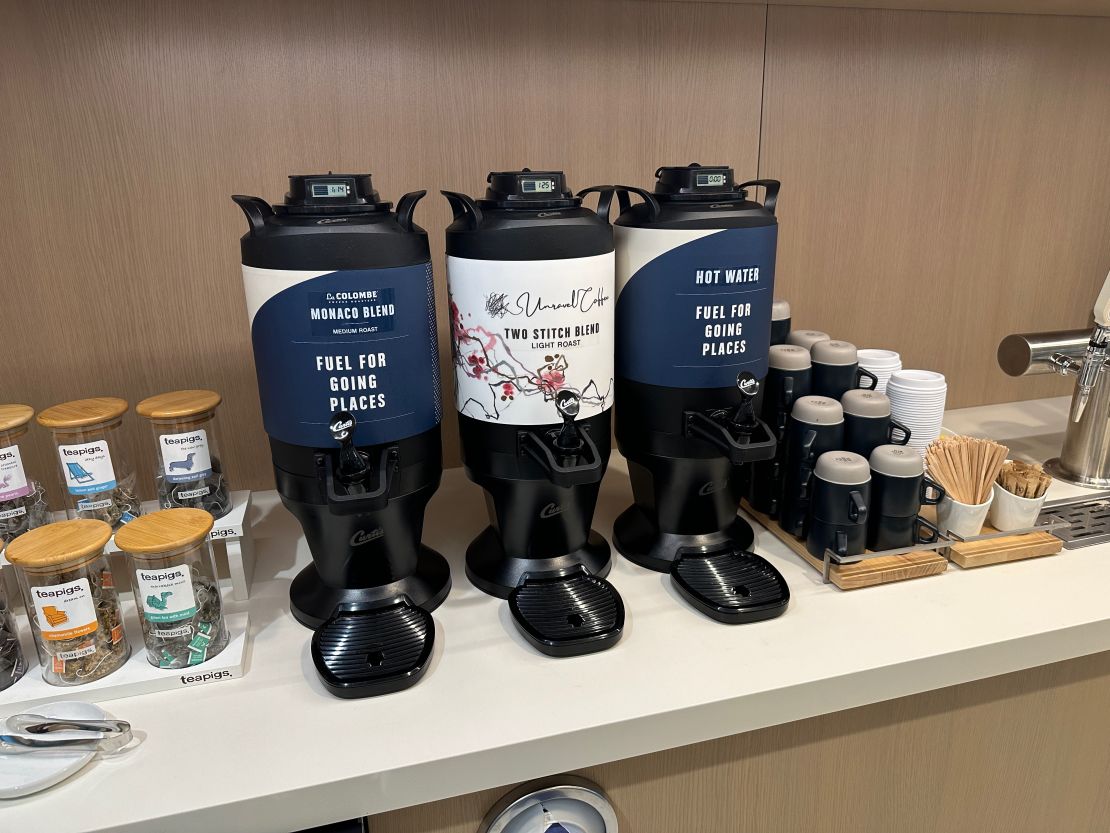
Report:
772,299,791,321
786,330,831,351
769,344,811,371
869,444,924,477
791,395,844,425
812,339,858,366
814,451,871,485
842,389,890,417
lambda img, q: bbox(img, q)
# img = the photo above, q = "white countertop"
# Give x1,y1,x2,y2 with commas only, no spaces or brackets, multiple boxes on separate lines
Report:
7,396,1109,833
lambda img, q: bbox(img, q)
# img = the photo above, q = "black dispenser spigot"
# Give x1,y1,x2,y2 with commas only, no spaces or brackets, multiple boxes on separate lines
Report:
730,372,760,435
329,411,370,489
554,390,585,455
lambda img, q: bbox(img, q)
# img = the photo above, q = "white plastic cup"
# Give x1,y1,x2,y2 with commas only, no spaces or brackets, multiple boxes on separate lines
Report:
988,482,1046,532
936,492,994,539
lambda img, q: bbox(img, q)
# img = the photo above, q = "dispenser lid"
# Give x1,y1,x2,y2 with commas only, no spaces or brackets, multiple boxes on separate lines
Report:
277,173,388,215
786,330,831,350
769,344,811,371
480,169,577,209
114,508,214,556
136,390,221,421
815,451,871,485
812,340,858,366
37,397,128,430
6,519,113,570
842,389,890,417
653,163,747,202
772,299,791,321
792,395,843,424
870,444,924,477
0,404,34,434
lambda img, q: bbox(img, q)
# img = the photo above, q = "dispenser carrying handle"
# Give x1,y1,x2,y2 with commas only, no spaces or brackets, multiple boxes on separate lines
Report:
576,186,617,222
598,185,662,222
441,190,484,229
738,179,781,215
395,190,426,232
231,195,274,233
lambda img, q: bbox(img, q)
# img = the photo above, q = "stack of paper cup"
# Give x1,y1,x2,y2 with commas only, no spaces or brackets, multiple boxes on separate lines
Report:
857,349,902,393
886,369,947,457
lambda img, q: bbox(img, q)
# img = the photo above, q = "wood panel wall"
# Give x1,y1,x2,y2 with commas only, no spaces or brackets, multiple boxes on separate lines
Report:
370,650,1110,833
0,0,765,498
1,0,1108,497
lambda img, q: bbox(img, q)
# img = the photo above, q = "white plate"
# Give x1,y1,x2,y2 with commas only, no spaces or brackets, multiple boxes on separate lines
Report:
0,701,106,799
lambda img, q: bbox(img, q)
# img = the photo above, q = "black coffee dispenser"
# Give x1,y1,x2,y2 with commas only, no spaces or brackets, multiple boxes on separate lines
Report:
234,174,449,697
607,165,789,623
442,170,624,657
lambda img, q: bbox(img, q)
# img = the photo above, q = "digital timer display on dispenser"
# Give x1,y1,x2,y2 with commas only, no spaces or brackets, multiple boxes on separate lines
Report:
310,182,350,198
521,179,556,194
695,173,727,187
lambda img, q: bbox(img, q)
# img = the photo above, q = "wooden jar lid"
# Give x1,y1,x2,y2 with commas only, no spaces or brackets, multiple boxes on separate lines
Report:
6,519,113,570
37,397,128,430
0,404,34,434
114,508,214,556
136,390,222,422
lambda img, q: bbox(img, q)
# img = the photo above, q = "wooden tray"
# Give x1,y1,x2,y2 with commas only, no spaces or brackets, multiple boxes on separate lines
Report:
917,505,1064,568
743,503,948,590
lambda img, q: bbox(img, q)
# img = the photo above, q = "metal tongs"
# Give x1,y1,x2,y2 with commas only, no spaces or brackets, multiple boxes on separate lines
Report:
0,713,133,754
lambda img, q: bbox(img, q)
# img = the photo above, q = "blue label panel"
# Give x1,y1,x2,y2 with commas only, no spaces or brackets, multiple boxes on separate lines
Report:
617,226,777,388
251,264,442,447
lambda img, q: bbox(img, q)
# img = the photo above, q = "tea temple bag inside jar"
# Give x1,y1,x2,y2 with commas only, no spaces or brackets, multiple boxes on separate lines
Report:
37,397,142,529
6,519,131,686
114,508,229,669
136,390,233,519
0,404,51,546
0,573,27,692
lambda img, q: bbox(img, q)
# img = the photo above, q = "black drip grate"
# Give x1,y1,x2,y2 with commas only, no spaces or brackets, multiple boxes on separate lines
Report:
311,599,434,698
671,549,790,624
509,571,624,657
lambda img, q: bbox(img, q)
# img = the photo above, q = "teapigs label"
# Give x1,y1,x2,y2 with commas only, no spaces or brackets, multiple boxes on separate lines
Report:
58,440,116,495
136,566,196,623
159,429,213,483
31,578,98,641
0,444,31,501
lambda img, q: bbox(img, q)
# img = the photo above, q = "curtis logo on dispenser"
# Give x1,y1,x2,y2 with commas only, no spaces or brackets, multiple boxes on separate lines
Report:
539,502,564,519
350,528,384,547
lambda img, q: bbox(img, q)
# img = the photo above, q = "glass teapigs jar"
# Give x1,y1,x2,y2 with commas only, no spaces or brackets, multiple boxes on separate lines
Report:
6,519,130,686
37,397,142,529
0,404,51,546
0,575,27,692
136,390,232,519
114,508,228,669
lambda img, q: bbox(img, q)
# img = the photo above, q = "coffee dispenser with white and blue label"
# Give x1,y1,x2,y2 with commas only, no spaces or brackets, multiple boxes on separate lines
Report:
234,173,449,697
607,164,790,623
442,170,624,657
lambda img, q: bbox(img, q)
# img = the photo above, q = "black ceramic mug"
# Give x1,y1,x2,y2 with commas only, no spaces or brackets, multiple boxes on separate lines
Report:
770,299,792,346
749,344,812,516
842,389,910,458
867,444,945,550
805,451,871,559
777,396,844,539
811,340,879,401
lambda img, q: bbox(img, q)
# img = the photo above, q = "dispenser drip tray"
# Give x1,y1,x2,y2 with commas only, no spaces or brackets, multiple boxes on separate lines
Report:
671,549,790,624
311,597,435,698
508,570,625,657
